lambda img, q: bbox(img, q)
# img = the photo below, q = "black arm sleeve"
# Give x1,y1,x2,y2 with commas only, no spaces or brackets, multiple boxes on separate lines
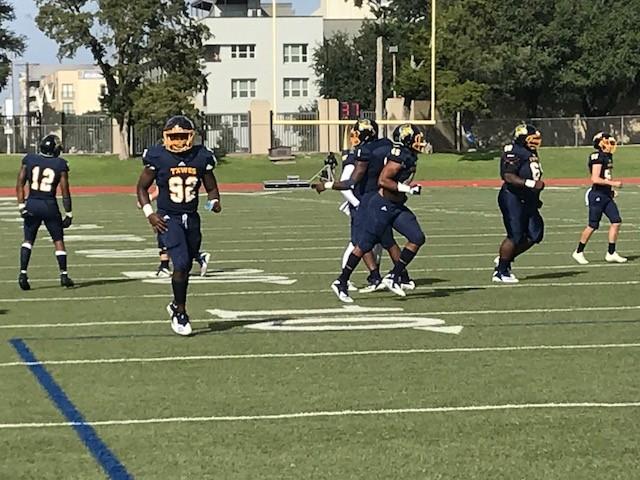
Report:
63,196,72,213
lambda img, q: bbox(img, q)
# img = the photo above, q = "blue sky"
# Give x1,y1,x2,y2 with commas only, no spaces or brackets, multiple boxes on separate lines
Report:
1,0,321,106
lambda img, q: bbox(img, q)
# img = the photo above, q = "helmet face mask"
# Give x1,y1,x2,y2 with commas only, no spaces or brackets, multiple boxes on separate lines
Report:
39,134,63,157
514,124,542,151
163,115,195,153
593,132,617,154
350,119,379,147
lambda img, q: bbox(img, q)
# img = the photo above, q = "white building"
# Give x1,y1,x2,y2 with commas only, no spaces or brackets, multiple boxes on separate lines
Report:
192,0,372,116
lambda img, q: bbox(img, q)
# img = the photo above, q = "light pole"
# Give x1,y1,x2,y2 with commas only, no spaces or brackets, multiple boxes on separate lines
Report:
389,45,398,98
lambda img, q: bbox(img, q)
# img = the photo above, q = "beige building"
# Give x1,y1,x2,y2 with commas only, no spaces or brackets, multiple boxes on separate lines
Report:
20,64,106,116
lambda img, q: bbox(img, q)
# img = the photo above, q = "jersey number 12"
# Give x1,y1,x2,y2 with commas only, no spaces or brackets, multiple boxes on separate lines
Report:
169,176,198,203
30,166,55,192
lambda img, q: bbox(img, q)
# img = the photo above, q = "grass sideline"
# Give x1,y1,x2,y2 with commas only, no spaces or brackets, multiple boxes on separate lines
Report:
2,145,640,187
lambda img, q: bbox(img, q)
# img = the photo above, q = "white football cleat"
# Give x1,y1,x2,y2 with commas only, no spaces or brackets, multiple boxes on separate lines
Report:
493,256,499,266
401,280,416,291
199,252,211,276
347,280,358,292
170,311,192,336
605,252,627,263
492,270,519,284
572,250,589,265
382,275,407,297
331,280,354,303
156,267,171,278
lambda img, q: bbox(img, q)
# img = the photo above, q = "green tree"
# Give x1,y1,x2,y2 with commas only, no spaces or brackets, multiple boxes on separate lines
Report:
131,79,201,132
36,0,209,159
0,0,25,93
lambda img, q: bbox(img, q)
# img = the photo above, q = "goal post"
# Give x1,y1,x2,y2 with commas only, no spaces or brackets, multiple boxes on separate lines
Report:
270,0,437,127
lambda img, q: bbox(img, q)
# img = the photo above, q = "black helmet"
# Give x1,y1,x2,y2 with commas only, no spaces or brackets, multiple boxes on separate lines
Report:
163,115,196,153
392,123,427,153
349,118,379,147
513,124,542,151
39,134,63,157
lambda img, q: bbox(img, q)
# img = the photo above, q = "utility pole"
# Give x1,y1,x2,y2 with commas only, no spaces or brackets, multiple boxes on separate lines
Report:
375,36,383,135
389,45,398,98
25,62,30,119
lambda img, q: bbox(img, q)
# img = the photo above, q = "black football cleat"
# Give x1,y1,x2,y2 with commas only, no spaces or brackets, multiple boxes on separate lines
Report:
60,273,75,288
18,273,31,291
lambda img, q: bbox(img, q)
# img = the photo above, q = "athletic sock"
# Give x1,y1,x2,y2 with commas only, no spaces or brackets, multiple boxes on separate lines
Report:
55,251,67,273
577,242,586,253
20,243,32,272
497,258,511,274
172,275,189,309
341,242,355,269
160,259,170,270
390,248,417,277
338,253,360,283
367,268,382,283
608,243,616,255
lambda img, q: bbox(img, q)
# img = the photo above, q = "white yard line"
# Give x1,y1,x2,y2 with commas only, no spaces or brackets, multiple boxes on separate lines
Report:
1,402,639,429
1,342,639,368
2,280,640,303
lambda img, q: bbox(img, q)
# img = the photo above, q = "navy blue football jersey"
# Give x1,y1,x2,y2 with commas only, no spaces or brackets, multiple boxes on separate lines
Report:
387,143,418,185
355,138,394,194
22,153,69,200
588,151,613,193
500,143,543,200
143,145,216,215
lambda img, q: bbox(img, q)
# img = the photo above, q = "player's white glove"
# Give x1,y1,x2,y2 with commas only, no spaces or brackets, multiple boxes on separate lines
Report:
398,183,422,195
18,203,29,218
409,185,422,195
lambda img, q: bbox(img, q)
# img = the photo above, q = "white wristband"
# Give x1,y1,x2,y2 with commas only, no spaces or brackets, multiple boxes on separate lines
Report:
524,179,536,188
65,212,73,218
18,203,25,210
397,183,412,193
142,204,154,218
324,181,334,189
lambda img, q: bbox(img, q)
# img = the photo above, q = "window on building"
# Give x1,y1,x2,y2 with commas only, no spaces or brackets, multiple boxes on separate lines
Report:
231,114,249,128
283,78,309,98
231,45,255,59
204,45,222,62
62,102,75,114
61,84,74,99
283,44,308,63
231,79,256,98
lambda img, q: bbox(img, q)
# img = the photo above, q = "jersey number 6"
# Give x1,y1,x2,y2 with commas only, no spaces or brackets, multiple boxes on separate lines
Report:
530,162,543,181
169,176,198,203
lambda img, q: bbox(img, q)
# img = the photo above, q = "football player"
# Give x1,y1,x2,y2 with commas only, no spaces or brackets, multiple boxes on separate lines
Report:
315,119,414,292
493,124,545,283
136,115,221,336
141,185,211,277
15,134,74,290
330,124,427,302
572,132,626,264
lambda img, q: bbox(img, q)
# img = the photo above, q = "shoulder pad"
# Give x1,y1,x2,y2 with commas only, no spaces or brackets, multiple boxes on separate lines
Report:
195,145,217,171
143,145,165,168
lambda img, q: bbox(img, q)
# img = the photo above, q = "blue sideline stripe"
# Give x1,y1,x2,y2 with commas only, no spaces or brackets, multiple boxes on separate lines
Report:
10,338,133,479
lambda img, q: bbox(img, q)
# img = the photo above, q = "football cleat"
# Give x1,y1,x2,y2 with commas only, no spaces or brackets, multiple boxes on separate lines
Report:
382,274,407,297
493,256,499,266
359,278,385,293
331,280,354,303
605,252,627,263
492,270,519,284
156,266,171,278
198,252,211,277
170,311,192,336
18,273,31,291
166,301,178,317
572,250,589,265
399,270,416,290
347,280,358,292
60,273,75,288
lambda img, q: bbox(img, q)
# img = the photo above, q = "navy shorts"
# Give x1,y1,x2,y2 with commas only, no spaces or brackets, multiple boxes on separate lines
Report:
498,187,544,244
353,192,396,249
23,198,63,243
157,211,202,272
587,189,621,229
358,193,425,252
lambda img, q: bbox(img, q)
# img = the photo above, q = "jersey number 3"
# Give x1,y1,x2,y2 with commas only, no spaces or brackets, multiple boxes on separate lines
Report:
31,166,55,192
169,176,198,203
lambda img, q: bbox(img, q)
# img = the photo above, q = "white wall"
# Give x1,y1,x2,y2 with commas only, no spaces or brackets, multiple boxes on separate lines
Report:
197,16,323,114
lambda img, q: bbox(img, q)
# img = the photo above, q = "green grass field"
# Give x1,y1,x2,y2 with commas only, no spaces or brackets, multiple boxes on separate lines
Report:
1,187,639,479
2,145,640,187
